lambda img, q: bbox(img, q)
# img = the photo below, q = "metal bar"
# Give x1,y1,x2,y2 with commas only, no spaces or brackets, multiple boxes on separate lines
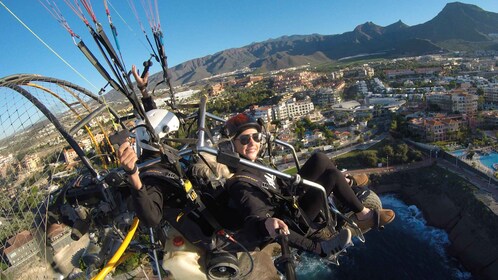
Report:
275,139,301,170
69,104,108,135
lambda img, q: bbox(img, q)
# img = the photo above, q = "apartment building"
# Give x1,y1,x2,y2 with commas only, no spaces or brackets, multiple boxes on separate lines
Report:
481,84,498,109
272,98,315,121
408,116,464,142
22,154,41,172
312,88,342,106
248,105,273,123
63,148,79,163
1,230,40,268
47,223,72,253
426,90,478,115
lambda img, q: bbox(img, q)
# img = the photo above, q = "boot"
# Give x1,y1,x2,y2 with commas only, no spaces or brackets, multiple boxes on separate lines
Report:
352,208,395,233
319,228,352,258
351,173,369,187
346,173,369,187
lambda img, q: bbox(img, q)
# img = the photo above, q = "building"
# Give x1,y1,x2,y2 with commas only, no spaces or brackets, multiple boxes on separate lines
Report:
481,84,498,109
272,98,314,121
211,83,225,96
22,154,41,172
312,88,342,107
47,223,72,253
272,103,288,121
63,148,79,163
408,116,464,142
1,230,40,268
306,110,324,123
248,105,273,123
426,90,478,115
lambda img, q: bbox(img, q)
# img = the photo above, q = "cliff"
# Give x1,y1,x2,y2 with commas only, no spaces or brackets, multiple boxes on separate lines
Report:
371,164,498,280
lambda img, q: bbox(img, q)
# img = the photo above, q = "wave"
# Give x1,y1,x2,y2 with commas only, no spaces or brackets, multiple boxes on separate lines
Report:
293,194,472,280
382,194,450,257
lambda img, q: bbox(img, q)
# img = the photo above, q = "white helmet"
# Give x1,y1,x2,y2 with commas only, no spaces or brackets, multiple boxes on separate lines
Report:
135,109,180,151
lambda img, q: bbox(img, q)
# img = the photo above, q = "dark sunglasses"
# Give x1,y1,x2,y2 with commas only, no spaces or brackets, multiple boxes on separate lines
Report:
236,133,263,145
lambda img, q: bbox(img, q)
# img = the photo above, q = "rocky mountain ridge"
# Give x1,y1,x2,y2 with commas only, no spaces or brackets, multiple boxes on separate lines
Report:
155,2,498,85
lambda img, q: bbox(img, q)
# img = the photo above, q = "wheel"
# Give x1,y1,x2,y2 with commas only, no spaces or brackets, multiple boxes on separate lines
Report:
333,187,383,215
357,187,382,211
206,251,240,280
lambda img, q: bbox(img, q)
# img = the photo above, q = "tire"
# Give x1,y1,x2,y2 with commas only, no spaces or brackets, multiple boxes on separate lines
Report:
359,188,382,211
333,187,383,216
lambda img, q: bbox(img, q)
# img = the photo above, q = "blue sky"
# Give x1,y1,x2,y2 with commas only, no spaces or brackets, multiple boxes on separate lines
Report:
1,0,498,92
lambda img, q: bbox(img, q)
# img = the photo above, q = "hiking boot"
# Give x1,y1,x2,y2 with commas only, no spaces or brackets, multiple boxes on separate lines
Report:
352,174,369,187
319,228,352,258
346,173,369,187
352,208,395,233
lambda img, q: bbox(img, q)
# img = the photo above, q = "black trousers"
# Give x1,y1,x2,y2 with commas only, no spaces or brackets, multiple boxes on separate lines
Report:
298,152,365,221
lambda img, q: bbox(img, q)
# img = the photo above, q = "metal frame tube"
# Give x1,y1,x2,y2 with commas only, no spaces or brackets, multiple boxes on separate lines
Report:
175,94,332,223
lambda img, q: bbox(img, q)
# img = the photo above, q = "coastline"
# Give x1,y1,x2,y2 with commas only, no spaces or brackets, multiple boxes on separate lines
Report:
370,165,498,280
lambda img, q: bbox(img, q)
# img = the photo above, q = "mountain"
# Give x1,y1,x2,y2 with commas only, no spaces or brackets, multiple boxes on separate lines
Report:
158,2,498,85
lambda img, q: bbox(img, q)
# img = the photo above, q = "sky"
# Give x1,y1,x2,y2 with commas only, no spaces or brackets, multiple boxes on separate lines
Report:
1,0,498,93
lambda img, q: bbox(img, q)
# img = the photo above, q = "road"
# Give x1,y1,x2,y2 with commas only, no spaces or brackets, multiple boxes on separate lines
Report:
435,157,498,214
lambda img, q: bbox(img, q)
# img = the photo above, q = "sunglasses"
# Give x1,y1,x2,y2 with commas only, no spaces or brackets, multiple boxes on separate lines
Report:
236,133,263,145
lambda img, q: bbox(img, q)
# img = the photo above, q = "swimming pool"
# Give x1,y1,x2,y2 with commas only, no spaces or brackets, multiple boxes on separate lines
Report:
451,149,498,170
452,150,466,157
480,152,498,170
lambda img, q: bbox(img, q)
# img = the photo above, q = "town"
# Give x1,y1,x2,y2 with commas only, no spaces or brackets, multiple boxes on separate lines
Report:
0,50,497,278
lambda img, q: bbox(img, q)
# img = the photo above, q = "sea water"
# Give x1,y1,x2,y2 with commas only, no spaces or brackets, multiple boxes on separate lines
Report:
294,195,472,280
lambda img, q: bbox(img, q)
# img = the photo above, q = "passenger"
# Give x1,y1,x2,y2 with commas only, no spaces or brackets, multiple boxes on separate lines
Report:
224,113,395,257
116,87,280,278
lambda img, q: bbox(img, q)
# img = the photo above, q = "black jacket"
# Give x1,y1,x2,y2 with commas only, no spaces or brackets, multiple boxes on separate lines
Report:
227,165,319,253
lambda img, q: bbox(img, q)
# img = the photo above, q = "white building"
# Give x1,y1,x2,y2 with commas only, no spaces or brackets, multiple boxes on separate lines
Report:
273,98,314,120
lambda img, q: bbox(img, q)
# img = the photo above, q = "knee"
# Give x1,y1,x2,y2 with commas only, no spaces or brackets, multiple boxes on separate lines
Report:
327,167,342,179
309,152,329,163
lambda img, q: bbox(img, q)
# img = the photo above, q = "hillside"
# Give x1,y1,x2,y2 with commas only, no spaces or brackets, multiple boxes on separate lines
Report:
153,2,498,86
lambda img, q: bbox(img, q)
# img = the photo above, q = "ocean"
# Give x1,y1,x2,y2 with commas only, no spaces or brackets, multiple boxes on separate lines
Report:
293,195,473,280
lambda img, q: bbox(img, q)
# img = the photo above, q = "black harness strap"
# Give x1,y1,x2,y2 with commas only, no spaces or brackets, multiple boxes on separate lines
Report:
226,171,317,236
140,164,224,238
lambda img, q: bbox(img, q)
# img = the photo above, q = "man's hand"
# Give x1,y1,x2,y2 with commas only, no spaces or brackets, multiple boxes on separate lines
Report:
117,142,142,190
132,64,149,97
265,217,290,238
118,142,138,172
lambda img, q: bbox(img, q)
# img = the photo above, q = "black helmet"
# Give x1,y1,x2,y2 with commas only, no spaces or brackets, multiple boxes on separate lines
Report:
224,113,261,138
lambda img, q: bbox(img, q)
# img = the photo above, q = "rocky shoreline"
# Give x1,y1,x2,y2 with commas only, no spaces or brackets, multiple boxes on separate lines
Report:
370,165,498,280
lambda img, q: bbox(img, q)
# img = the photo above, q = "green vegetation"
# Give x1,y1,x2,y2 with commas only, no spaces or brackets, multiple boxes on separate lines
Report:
114,253,143,275
334,139,423,169
208,81,279,115
313,58,386,73
294,118,338,145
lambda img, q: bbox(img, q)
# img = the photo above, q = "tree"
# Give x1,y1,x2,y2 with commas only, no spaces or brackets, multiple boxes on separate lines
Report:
361,151,378,167
381,145,394,158
408,149,423,162
390,119,398,131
